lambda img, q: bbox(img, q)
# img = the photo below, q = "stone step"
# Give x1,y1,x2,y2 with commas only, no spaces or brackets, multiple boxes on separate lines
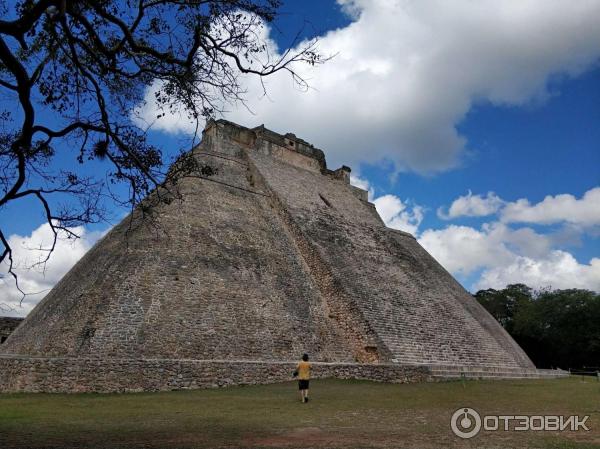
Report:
434,374,567,380
429,365,540,373
430,367,568,380
433,370,559,377
391,358,524,369
433,369,538,375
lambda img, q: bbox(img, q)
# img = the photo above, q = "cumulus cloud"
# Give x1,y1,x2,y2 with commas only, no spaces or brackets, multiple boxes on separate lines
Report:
374,194,424,235
0,223,105,317
438,190,504,219
475,251,600,291
136,0,600,173
439,186,600,228
390,186,600,290
419,222,600,291
350,175,422,234
500,187,600,226
419,224,514,275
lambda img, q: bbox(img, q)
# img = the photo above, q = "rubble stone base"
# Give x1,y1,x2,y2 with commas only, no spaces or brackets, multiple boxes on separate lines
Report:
0,355,430,393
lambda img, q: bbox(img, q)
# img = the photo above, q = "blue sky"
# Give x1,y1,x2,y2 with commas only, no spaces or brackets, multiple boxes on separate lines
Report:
1,0,599,315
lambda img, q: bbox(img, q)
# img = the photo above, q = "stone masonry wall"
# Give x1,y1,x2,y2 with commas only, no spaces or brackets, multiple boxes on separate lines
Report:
0,318,23,344
0,355,430,393
2,121,355,363
245,140,534,368
0,119,535,393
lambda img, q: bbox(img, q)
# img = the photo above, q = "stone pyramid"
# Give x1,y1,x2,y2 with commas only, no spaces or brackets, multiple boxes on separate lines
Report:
1,120,551,393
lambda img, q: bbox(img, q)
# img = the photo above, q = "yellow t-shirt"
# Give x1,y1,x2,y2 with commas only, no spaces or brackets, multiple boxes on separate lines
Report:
297,361,311,380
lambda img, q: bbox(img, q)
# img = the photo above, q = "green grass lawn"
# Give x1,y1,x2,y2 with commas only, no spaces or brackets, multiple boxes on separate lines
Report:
1,377,598,448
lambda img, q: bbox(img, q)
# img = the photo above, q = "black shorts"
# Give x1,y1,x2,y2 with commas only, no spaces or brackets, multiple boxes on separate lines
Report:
298,379,309,390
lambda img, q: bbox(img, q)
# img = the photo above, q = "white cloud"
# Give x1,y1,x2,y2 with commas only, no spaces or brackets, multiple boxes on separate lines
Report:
418,222,600,291
350,175,422,234
136,0,600,174
501,187,600,226
437,187,600,231
0,223,105,317
419,224,513,275
438,190,504,219
374,194,423,235
475,251,600,291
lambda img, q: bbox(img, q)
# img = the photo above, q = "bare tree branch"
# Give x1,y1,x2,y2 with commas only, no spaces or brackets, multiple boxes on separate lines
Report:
0,0,326,307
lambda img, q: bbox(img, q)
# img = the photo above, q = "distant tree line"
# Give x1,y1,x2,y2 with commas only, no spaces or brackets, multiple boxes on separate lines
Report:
474,284,600,370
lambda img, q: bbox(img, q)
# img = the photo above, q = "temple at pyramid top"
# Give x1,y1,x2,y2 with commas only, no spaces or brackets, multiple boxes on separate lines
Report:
207,119,354,184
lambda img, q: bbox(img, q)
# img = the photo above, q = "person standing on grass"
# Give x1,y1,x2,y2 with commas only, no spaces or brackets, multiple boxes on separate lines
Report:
296,353,311,403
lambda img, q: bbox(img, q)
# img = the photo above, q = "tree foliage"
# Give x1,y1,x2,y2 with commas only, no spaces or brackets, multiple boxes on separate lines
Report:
0,0,323,301
475,284,600,369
